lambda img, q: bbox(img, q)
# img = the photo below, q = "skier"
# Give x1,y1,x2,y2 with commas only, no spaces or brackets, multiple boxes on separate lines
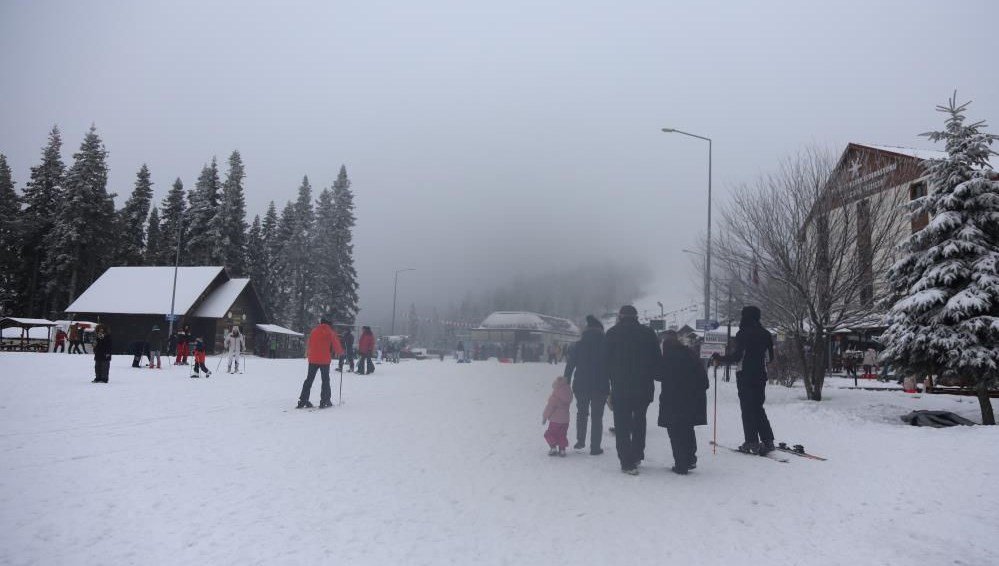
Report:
712,305,776,455
338,328,355,372
656,330,709,475
563,315,609,455
357,326,375,375
542,376,573,457
225,326,246,373
862,347,878,379
91,324,112,383
174,327,188,365
147,325,163,369
604,305,660,475
53,327,67,353
456,340,465,363
297,317,344,408
191,336,211,378
68,324,81,354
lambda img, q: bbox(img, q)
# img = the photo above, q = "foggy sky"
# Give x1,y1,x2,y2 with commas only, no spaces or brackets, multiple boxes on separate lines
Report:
2,0,997,328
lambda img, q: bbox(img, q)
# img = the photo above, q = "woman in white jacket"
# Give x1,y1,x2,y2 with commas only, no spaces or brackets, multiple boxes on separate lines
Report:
225,326,246,373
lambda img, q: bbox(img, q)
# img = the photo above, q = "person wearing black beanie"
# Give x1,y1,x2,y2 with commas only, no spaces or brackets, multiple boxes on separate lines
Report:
712,305,776,455
564,314,608,454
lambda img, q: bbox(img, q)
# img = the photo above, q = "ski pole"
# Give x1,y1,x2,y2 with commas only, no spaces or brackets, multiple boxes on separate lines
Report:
338,365,344,405
214,354,224,373
712,360,718,455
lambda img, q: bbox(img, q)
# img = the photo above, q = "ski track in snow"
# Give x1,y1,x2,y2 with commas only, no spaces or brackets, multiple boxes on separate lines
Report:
0,353,996,565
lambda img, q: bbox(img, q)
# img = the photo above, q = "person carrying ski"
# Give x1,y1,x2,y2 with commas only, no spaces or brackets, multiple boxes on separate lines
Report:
563,315,609,455
357,326,375,375
339,328,355,372
92,324,112,383
604,305,661,475
191,337,211,378
297,317,344,408
657,330,709,475
225,326,246,373
54,327,67,353
712,305,776,455
542,376,573,456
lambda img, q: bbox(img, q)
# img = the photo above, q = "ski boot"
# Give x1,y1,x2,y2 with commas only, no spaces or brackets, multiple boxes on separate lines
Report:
573,441,585,450
758,440,776,456
737,441,761,455
590,448,604,456
548,447,558,456
190,372,199,378
671,465,689,475
319,400,333,409
296,400,314,409
558,447,566,457
205,370,211,379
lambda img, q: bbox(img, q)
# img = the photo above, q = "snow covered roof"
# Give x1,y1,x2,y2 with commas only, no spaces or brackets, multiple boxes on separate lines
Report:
0,317,57,328
1,326,51,339
255,324,303,337
66,266,225,315
193,279,250,318
856,143,997,170
477,312,580,336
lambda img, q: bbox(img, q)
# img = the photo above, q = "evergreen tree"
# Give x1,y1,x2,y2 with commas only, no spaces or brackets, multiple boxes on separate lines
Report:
285,176,315,330
881,94,999,425
310,187,338,323
159,178,188,266
270,201,297,325
331,165,359,322
145,206,162,265
259,201,281,317
186,157,222,265
18,126,65,316
0,154,21,314
217,150,248,275
246,214,268,314
115,163,154,266
40,125,116,311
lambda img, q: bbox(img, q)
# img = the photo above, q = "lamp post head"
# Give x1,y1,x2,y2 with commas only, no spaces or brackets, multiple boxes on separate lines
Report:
661,128,675,133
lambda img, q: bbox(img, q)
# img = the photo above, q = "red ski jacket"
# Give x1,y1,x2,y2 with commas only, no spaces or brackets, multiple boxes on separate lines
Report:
358,332,375,355
306,323,344,364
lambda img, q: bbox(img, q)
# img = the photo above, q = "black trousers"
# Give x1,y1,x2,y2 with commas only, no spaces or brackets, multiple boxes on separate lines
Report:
736,375,774,444
612,397,649,469
338,354,355,372
94,359,110,382
666,424,697,470
300,363,331,402
54,342,65,353
574,389,607,450
194,361,210,375
357,355,374,375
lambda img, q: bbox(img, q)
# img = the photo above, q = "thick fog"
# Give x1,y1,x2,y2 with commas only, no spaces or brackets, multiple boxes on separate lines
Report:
2,1,997,327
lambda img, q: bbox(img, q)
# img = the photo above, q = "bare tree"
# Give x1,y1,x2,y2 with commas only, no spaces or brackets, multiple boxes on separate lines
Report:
712,147,915,400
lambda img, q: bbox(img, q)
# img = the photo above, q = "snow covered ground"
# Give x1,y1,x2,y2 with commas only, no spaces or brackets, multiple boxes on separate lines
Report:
1,353,996,566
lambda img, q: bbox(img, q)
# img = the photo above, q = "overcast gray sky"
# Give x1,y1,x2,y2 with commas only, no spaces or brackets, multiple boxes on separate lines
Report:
2,0,997,326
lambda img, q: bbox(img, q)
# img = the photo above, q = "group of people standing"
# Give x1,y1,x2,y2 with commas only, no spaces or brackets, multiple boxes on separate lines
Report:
545,304,775,475
53,323,89,354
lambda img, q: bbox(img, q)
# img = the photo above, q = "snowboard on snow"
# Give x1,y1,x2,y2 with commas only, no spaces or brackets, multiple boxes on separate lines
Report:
709,441,789,463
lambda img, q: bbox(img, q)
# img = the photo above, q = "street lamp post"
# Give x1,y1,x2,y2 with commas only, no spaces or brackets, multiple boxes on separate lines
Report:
391,268,415,335
663,128,712,328
166,211,186,344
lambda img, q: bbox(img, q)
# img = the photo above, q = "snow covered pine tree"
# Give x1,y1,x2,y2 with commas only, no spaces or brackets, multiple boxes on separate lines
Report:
881,94,999,425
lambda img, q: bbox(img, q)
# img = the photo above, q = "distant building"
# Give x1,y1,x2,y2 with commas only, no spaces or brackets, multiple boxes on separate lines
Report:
64,266,292,355
471,311,580,347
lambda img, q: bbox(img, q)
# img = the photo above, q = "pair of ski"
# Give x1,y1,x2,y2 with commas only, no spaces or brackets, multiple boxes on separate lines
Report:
710,441,826,463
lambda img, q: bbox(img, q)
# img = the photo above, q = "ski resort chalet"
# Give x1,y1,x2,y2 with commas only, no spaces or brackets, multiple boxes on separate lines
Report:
64,266,293,355
470,311,580,356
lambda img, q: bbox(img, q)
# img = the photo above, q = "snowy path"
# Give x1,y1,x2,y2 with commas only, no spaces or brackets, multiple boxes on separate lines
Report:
1,353,996,565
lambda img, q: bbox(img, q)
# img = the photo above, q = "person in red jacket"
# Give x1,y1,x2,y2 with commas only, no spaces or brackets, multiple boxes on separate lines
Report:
297,317,345,409
357,326,376,375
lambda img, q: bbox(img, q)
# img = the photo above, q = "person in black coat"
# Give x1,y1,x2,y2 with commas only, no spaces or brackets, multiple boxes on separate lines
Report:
604,305,661,475
339,328,355,372
712,305,775,455
563,315,609,455
92,323,112,383
657,330,709,474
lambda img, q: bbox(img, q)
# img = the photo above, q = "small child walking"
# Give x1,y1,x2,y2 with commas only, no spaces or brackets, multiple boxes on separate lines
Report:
542,376,572,456
191,337,212,378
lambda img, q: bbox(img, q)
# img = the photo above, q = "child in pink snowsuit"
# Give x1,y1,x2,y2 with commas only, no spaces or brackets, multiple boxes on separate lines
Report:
543,376,573,456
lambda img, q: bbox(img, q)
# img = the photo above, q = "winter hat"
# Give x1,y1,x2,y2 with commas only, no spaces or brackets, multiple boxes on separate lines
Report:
618,305,638,318
320,317,331,325
585,315,603,329
740,306,762,327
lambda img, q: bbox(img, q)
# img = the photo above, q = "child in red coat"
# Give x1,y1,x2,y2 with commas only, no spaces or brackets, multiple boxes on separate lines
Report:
542,376,573,456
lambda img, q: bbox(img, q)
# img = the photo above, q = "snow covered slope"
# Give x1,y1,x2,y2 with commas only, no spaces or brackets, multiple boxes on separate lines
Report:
1,354,996,565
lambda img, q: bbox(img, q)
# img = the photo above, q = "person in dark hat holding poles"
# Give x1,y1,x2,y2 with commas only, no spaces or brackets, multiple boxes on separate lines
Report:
297,317,344,409
604,305,661,475
712,305,775,455
656,330,709,474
